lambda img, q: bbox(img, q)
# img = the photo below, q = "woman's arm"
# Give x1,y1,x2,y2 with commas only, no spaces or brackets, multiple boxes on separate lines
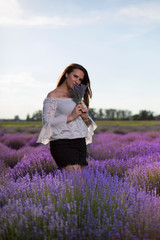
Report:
67,104,83,122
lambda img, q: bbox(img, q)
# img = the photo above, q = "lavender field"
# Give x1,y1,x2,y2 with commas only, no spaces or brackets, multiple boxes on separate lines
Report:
1,129,160,239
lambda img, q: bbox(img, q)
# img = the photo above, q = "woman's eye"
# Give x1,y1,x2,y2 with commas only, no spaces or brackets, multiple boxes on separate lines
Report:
73,74,83,82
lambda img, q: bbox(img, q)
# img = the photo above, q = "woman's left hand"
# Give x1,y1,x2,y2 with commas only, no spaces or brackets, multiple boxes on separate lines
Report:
79,104,89,120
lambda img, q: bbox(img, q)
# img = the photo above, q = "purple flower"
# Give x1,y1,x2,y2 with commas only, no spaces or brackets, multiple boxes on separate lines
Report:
70,84,87,104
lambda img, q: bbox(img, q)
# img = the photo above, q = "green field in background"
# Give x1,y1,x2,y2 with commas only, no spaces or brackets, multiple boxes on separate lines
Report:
1,120,160,127
96,121,160,126
0,121,42,127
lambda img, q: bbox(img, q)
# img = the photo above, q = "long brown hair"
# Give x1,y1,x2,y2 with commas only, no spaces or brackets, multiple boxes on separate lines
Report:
56,63,92,108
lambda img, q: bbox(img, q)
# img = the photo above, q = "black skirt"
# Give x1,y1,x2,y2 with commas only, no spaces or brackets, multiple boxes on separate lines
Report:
50,138,88,169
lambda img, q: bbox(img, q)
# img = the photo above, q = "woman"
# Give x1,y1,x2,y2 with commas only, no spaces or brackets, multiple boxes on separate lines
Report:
37,63,97,171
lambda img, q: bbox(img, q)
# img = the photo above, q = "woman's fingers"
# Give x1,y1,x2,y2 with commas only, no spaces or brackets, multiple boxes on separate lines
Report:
76,105,82,115
68,104,87,122
81,107,87,113
77,104,87,112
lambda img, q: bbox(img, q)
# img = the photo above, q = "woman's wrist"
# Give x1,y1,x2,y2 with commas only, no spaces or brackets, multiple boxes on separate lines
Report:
82,117,92,126
67,115,73,123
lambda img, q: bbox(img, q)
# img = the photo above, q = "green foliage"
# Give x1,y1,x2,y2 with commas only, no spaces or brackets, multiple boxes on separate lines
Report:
89,108,133,120
14,115,20,121
29,110,42,121
133,110,155,120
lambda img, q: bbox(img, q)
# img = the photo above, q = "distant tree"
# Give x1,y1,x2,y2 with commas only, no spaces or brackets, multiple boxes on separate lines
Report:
156,115,160,120
30,110,42,121
26,114,31,121
140,110,148,120
132,110,155,120
116,110,124,119
97,108,104,120
126,110,132,120
104,109,112,120
116,110,132,120
14,115,20,121
104,109,117,120
88,108,96,120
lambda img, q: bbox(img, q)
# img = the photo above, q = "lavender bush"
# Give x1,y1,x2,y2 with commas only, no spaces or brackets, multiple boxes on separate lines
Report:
0,133,34,149
1,131,160,239
1,170,160,239
10,145,56,180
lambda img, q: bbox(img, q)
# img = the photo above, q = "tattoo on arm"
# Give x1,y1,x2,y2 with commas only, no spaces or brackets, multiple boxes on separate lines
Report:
83,117,92,127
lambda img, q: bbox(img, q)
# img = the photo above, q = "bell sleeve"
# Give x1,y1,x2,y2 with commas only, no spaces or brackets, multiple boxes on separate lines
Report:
85,116,97,145
81,100,97,145
37,98,68,145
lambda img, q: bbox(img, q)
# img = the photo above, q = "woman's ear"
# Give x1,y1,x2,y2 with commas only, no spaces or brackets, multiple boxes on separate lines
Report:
65,73,68,78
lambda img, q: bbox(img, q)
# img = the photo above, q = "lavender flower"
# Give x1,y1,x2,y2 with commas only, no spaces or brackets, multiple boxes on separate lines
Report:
70,84,87,104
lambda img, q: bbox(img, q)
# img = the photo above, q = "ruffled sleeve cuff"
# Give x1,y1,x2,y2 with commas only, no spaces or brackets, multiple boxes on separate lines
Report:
37,115,67,145
85,117,97,145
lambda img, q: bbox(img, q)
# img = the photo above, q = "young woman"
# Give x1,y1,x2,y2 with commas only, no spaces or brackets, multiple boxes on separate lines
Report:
37,63,97,171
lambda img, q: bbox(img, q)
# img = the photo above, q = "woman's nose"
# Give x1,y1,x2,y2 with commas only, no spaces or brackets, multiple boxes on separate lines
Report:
76,78,81,84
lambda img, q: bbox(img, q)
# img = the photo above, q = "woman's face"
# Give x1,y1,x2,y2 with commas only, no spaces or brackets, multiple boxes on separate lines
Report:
65,69,84,88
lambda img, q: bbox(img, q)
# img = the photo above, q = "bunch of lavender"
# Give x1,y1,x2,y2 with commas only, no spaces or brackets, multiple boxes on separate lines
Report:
70,84,87,104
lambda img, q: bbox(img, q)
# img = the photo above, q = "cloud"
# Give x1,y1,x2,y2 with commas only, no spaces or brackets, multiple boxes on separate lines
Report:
0,72,38,87
90,3,160,28
0,0,22,17
0,72,54,119
0,0,160,45
0,72,53,93
0,16,68,28
1,0,160,28
0,0,68,28
116,3,160,24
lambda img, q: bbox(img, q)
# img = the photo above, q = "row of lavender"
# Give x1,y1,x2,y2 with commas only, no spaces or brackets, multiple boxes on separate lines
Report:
0,131,160,239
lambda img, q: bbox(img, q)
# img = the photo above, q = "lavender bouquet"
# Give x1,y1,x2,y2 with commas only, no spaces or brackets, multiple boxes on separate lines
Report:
70,84,87,104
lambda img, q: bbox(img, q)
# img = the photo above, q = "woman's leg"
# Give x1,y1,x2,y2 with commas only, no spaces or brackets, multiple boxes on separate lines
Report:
64,164,82,172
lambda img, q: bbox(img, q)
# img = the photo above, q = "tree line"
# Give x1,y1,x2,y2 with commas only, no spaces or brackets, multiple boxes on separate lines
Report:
89,109,157,121
21,108,159,121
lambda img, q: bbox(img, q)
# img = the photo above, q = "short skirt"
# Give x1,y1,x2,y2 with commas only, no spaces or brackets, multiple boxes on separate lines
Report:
50,138,88,169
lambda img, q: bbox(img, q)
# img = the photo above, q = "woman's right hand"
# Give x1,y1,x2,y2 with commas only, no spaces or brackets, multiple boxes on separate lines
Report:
67,104,82,122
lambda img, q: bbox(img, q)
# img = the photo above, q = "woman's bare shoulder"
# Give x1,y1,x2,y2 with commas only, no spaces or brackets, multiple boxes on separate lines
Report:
47,89,59,98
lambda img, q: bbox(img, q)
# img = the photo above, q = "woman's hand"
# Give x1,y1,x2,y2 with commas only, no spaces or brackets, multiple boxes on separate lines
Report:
67,103,92,126
79,104,92,126
79,104,89,120
67,104,84,122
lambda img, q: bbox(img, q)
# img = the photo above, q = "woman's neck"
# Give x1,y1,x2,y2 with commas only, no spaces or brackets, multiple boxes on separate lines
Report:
57,84,73,98
58,82,69,93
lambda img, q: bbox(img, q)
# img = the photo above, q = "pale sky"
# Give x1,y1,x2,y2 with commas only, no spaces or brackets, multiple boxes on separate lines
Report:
0,0,160,119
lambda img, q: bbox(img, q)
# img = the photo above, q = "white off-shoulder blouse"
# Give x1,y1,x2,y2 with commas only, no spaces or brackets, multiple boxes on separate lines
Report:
37,97,97,145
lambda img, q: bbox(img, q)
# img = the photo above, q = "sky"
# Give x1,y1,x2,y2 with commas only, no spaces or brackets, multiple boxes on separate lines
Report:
0,0,160,119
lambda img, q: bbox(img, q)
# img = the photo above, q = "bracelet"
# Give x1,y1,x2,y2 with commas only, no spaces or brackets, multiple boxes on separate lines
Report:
83,117,89,122
83,117,92,126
